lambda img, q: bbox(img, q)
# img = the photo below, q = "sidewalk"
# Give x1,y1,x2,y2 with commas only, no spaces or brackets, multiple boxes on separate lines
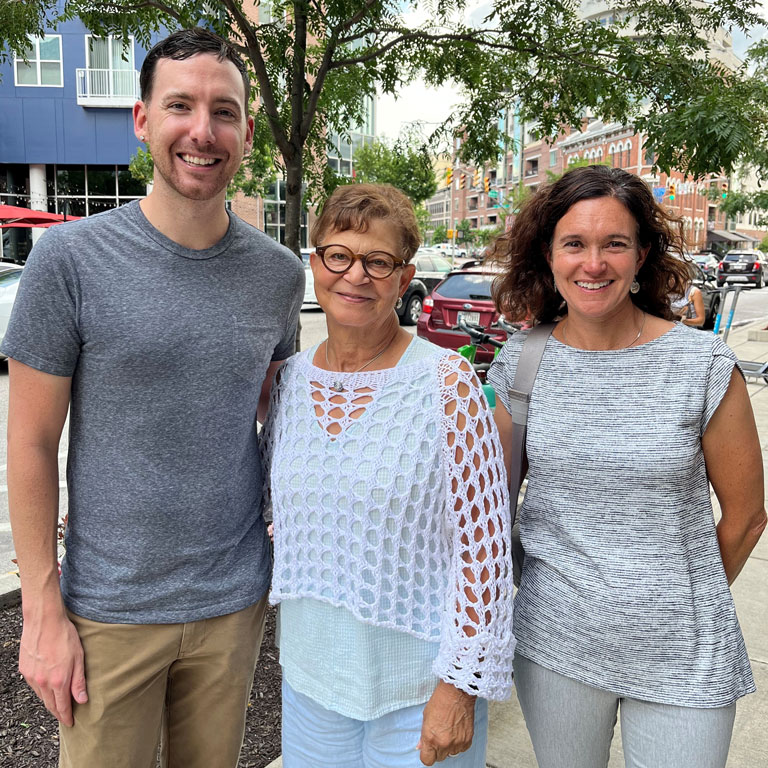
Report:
268,320,768,768
485,320,768,768
4,322,767,768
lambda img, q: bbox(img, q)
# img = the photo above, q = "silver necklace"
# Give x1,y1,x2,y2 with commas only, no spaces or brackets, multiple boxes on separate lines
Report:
562,311,646,350
325,341,389,393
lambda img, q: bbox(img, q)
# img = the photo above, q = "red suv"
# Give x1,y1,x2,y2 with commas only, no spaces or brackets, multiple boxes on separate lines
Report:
416,268,508,363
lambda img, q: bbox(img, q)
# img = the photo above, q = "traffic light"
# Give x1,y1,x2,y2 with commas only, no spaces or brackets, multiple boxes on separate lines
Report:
446,229,454,239
473,169,481,188
484,176,490,193
721,182,728,199
459,173,466,190
445,167,453,186
669,183,676,201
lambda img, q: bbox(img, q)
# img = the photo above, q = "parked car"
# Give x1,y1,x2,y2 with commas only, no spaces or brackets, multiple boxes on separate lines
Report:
396,249,454,325
692,252,719,279
0,264,23,360
300,247,319,306
716,250,768,288
416,268,507,361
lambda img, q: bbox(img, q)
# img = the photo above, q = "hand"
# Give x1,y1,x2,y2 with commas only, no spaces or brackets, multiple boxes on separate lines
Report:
19,608,88,726
417,681,476,765
267,523,274,542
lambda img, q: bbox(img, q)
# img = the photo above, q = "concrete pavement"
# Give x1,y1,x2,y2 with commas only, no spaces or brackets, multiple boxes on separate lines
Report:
486,320,768,768
4,320,767,768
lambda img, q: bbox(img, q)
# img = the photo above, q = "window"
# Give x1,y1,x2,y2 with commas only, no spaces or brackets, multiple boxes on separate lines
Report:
85,36,135,98
549,150,557,167
15,35,62,87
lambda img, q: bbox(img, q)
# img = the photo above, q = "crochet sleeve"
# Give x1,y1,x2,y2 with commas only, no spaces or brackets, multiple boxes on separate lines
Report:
433,355,515,701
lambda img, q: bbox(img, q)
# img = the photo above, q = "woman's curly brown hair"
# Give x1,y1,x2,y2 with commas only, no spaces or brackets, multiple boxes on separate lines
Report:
488,165,693,323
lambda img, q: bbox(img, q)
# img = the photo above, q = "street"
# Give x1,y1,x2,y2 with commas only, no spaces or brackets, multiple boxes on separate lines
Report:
1,287,767,585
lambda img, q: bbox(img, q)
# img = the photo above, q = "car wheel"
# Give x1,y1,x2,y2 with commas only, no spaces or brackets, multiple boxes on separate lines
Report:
402,294,423,326
757,275,764,289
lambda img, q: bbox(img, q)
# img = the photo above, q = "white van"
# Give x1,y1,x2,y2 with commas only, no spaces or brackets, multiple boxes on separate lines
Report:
432,242,467,258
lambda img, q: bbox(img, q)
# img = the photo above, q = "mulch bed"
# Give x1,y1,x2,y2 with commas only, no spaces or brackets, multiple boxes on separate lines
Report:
0,602,282,768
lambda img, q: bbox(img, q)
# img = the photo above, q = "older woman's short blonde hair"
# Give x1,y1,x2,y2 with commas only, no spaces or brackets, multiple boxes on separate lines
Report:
311,183,421,261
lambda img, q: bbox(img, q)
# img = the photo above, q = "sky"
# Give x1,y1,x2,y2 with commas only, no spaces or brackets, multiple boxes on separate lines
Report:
375,2,768,142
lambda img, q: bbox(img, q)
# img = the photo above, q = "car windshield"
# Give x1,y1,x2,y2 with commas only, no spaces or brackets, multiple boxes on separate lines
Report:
436,273,494,300
0,270,21,288
432,255,453,272
725,253,753,262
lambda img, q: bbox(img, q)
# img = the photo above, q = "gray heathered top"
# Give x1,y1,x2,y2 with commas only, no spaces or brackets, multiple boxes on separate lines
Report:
2,201,304,623
487,323,755,707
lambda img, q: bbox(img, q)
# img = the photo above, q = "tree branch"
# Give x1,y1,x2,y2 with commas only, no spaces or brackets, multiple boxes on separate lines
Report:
219,0,293,160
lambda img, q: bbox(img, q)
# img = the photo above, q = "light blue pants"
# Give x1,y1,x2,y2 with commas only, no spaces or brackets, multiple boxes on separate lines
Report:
514,653,737,768
281,679,489,767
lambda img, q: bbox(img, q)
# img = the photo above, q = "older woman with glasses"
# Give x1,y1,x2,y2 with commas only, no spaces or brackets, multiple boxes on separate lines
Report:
260,183,515,767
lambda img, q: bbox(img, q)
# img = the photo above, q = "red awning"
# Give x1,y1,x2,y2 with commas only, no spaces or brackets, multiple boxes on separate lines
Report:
0,204,82,227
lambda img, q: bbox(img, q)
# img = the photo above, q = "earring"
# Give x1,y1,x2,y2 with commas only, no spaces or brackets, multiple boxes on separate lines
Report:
630,278,640,294
140,135,146,142
395,297,403,310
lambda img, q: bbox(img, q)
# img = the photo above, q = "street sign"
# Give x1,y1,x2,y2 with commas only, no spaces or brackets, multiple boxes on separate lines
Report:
488,190,498,199
652,186,666,203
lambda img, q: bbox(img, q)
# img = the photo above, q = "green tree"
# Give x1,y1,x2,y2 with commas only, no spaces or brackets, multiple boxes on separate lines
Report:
413,203,431,245
4,0,768,261
431,224,448,246
353,134,437,205
456,218,474,246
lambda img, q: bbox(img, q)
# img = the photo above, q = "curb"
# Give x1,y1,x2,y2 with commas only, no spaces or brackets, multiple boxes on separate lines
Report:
0,572,20,608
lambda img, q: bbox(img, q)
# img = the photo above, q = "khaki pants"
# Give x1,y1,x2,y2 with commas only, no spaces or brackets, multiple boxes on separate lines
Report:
59,596,268,768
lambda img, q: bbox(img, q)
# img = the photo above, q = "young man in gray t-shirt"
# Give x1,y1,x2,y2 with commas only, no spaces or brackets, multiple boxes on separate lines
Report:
2,28,303,767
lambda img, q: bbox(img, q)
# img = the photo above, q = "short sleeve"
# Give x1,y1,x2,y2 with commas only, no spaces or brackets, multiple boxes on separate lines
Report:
701,336,741,435
271,259,305,361
486,331,525,415
0,230,81,376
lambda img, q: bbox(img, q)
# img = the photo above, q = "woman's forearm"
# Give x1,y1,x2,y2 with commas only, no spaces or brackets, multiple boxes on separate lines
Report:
717,506,767,584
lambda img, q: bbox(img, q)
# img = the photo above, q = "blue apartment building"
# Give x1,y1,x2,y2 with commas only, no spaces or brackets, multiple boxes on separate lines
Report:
0,13,159,260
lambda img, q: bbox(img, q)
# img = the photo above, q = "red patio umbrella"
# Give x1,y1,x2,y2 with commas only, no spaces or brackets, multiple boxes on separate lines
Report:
0,204,82,227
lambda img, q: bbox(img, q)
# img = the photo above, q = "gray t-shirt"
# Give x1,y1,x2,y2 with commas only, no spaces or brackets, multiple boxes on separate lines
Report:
487,324,754,707
2,201,304,623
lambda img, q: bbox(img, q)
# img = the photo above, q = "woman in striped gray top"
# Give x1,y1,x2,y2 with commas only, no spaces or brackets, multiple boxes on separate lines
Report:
487,165,766,768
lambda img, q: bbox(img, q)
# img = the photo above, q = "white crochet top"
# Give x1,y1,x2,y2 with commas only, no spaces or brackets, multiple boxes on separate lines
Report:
262,339,515,700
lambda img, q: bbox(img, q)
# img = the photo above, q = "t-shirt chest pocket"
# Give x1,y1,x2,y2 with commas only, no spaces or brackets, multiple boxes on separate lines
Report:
231,320,280,384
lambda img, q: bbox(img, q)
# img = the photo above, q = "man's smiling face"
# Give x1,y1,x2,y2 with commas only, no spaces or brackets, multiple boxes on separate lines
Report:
133,53,254,204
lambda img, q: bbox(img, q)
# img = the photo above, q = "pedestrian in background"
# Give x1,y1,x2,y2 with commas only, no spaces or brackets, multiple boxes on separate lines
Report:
487,165,766,768
261,183,515,767
670,278,706,327
3,28,303,768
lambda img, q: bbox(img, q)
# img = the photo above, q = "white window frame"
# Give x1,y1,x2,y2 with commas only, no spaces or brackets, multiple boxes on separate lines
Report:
14,34,63,88
84,35,135,81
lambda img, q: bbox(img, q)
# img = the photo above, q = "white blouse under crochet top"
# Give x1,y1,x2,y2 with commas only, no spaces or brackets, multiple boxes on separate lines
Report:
261,339,515,699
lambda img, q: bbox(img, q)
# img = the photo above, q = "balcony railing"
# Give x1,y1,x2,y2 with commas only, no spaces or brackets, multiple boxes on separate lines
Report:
76,68,139,107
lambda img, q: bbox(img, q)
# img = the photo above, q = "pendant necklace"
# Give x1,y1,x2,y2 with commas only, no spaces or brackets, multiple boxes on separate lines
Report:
562,311,646,350
325,341,390,393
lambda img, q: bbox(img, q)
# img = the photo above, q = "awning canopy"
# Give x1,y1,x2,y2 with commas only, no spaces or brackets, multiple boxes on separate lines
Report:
0,204,81,228
733,231,759,243
708,229,744,243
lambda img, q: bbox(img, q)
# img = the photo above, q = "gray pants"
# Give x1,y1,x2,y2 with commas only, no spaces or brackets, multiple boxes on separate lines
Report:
514,653,736,768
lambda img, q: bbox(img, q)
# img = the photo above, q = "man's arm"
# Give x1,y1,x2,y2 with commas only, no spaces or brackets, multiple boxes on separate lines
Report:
257,359,285,425
7,359,87,726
